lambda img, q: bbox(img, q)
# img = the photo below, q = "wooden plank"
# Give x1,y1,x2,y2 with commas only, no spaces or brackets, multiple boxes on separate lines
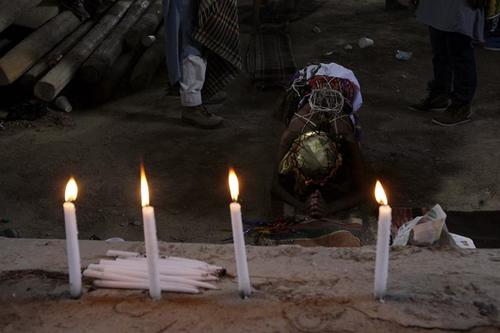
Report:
21,20,95,85
124,0,162,50
0,0,43,34
0,11,81,86
34,0,134,101
80,0,151,83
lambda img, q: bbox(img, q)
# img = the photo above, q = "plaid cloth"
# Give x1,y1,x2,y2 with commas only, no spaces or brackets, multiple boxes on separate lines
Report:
245,31,297,87
193,0,241,99
249,216,363,243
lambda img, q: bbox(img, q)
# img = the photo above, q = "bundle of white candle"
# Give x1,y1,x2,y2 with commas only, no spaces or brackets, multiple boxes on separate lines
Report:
83,250,225,294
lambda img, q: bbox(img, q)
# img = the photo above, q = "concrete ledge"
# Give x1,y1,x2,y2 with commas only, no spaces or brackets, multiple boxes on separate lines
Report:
1,239,500,332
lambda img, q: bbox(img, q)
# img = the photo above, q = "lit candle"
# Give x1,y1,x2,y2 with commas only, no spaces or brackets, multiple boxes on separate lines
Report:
63,177,82,298
374,180,392,300
228,169,252,298
140,165,161,300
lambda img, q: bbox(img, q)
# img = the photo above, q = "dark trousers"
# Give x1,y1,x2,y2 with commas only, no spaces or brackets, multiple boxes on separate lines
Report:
429,26,477,104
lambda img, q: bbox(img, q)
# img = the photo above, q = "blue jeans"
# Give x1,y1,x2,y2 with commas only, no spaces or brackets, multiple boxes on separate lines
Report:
163,0,206,106
163,0,203,84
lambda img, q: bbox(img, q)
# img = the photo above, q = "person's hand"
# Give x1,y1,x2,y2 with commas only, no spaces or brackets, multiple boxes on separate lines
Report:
467,0,489,9
307,190,326,219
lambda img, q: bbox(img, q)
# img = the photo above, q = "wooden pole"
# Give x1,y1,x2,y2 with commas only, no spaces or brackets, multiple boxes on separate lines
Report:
22,20,95,85
80,0,151,83
14,5,60,29
0,39,12,56
0,0,43,34
34,0,134,102
130,25,164,91
124,0,162,50
0,11,81,86
22,0,117,85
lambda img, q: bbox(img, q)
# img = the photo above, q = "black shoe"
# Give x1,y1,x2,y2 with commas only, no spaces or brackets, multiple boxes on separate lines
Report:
181,105,223,129
432,102,472,127
408,93,449,112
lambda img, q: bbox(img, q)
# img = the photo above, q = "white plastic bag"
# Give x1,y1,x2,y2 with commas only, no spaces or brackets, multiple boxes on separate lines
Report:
393,204,446,246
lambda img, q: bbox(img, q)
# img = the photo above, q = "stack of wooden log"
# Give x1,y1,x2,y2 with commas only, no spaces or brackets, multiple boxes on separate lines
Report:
0,0,166,108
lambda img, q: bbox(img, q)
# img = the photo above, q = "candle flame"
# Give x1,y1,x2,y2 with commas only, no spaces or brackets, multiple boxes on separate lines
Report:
140,164,150,207
374,180,388,206
228,168,239,202
65,177,78,202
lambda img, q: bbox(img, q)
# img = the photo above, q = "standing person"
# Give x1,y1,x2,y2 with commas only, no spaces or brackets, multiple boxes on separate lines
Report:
409,0,487,127
163,0,241,129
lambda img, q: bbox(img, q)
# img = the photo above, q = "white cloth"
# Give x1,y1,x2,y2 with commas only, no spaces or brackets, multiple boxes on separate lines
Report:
302,63,363,113
180,54,207,106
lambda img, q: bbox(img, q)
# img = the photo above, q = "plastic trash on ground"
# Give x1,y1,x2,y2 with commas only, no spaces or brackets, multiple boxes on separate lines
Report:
395,50,413,60
392,204,476,248
450,233,476,249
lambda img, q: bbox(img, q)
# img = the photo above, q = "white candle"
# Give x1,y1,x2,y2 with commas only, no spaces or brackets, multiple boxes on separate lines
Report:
83,269,143,283
102,258,208,273
105,250,223,272
92,265,210,281
93,280,200,294
106,250,140,258
84,267,217,289
99,260,209,277
140,165,161,300
374,181,392,300
63,177,82,298
124,256,222,272
228,169,252,298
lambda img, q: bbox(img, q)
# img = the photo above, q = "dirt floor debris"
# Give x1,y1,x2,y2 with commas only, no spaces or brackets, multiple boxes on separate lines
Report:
358,37,374,48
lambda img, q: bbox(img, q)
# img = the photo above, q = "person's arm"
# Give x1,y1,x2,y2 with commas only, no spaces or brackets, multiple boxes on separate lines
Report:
326,140,368,214
271,175,307,211
271,129,307,212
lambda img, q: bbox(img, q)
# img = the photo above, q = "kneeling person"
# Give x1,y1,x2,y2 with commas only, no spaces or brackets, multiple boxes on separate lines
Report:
272,63,367,220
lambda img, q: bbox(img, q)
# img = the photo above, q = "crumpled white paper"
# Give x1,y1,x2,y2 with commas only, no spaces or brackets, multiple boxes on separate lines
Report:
393,204,475,249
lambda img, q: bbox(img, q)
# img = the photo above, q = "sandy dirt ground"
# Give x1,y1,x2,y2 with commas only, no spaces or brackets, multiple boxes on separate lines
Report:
1,239,500,332
0,0,499,243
